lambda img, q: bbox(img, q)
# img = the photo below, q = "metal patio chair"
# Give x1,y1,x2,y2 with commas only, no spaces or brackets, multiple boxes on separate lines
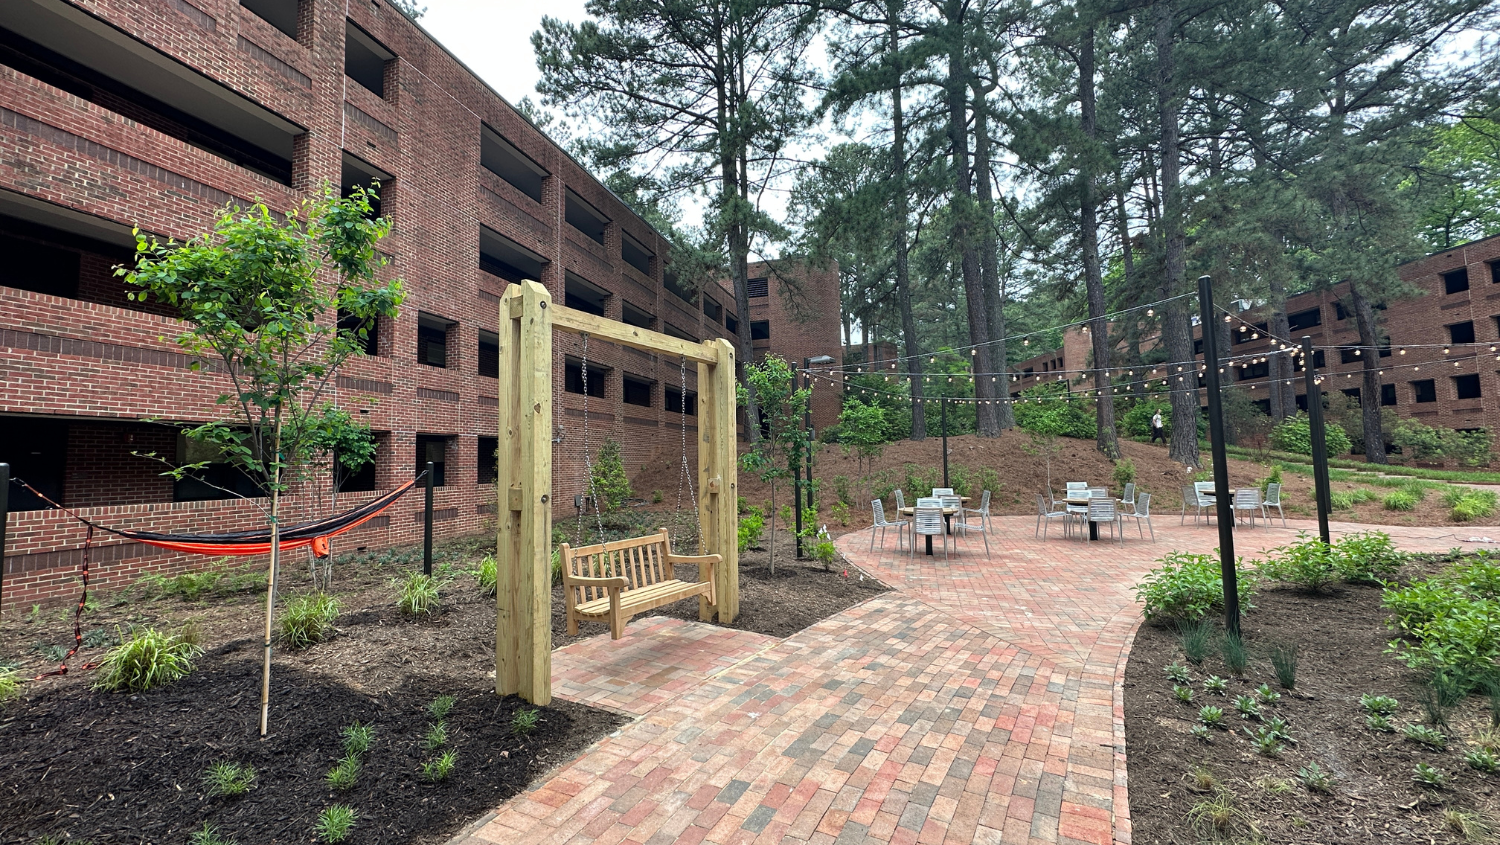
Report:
870,498,908,551
1121,492,1155,541
1262,482,1286,527
1036,494,1073,539
911,505,950,561
1088,498,1123,544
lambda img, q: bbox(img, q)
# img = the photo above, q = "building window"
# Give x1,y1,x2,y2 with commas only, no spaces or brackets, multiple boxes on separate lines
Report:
565,189,609,244
751,320,770,341
1338,346,1361,365
666,386,697,415
622,232,653,276
1381,383,1397,406
175,433,260,502
480,226,548,284
241,0,301,40
1490,260,1500,285
337,442,378,493
477,329,499,378
1287,307,1321,332
341,153,390,219
1449,321,1476,345
747,277,769,298
564,272,609,316
663,323,697,342
622,301,654,329
1334,302,1348,320
726,312,739,334
623,375,653,407
417,313,454,368
1443,267,1470,294
477,436,498,484
1341,387,1361,403
1412,379,1437,403
338,309,380,356
345,20,394,98
1233,322,1267,344
564,359,607,397
1242,360,1269,379
1292,350,1325,372
415,435,447,486
664,270,695,304
480,124,547,203
703,297,723,323
1454,374,1482,400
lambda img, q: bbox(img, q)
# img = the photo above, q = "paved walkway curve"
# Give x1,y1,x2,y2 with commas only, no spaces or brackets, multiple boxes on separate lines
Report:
456,516,1490,845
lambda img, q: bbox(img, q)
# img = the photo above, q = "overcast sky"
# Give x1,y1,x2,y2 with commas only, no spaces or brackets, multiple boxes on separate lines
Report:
418,0,588,106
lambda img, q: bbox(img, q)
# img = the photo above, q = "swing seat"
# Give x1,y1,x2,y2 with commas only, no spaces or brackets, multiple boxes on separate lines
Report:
561,528,720,640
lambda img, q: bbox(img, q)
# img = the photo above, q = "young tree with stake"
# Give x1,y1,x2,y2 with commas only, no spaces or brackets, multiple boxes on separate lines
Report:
737,356,811,576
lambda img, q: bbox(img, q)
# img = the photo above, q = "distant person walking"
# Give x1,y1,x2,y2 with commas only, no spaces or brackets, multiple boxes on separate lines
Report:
1151,410,1166,444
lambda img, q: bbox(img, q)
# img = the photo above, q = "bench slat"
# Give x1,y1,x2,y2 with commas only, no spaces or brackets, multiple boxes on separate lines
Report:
573,580,711,618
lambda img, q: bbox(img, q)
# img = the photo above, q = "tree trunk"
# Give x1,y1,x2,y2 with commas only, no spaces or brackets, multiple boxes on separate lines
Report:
1350,283,1388,464
890,3,926,441
974,86,1014,430
719,35,759,444
1079,24,1119,459
1154,0,1200,468
1266,273,1293,419
1116,188,1148,401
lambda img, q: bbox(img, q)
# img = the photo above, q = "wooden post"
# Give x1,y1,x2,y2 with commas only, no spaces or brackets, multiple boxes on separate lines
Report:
698,338,739,624
495,280,553,705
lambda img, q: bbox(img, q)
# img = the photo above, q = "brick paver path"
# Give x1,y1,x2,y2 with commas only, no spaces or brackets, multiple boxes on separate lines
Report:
458,516,1491,845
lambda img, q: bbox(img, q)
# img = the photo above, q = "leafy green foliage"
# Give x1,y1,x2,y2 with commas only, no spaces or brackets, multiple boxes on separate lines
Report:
1466,748,1499,773
1112,459,1136,490
279,592,340,648
1298,763,1333,793
326,754,360,790
1367,714,1395,732
1134,551,1257,621
737,507,766,552
1165,661,1191,683
1361,694,1399,715
1198,706,1226,728
512,707,541,736
429,695,455,721
395,572,441,616
1270,413,1352,456
476,555,497,597
1413,763,1447,788
190,822,238,845
0,667,21,704
1191,724,1212,741
1449,489,1498,522
315,805,356,843
589,439,633,513
202,761,257,797
829,501,851,527
1328,489,1376,510
342,722,374,756
1384,489,1420,511
1254,684,1281,705
1258,534,1340,590
1403,723,1447,749
1173,684,1194,703
1121,400,1171,439
1244,725,1284,757
1013,382,1096,440
423,721,449,750
812,537,838,571
1177,619,1213,665
422,750,457,782
1233,695,1262,720
93,627,202,692
1384,553,1500,680
1204,676,1228,695
738,356,811,575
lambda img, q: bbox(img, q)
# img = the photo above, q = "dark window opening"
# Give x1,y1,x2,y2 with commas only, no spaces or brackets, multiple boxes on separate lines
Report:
1449,321,1476,345
337,308,379,356
665,386,696,415
1490,260,1500,285
477,436,498,485
480,124,546,203
1378,343,1392,358
417,312,453,368
1287,307,1322,332
1193,338,1203,355
564,272,609,316
1,225,79,298
1381,383,1397,406
1341,387,1361,403
1412,379,1437,403
344,20,393,98
622,231,653,276
664,270,695,304
564,359,607,397
564,189,608,244
1292,350,1325,371
622,301,654,330
1335,302,1349,320
725,312,738,334
1253,398,1270,414
1455,374,1482,400
751,320,770,341
175,432,261,501
0,208,150,312
477,329,499,379
415,434,447,486
336,443,377,493
1242,360,1269,379
0,8,300,183
340,152,389,219
703,297,723,323
1444,267,1470,294
0,416,67,510
479,226,547,284
1023,367,1034,376
623,375,653,407
241,0,301,39
1295,393,1308,411
663,323,696,342
1339,346,1362,365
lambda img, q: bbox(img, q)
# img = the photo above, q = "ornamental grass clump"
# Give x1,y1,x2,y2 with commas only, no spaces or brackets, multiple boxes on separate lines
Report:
279,592,340,648
476,555,497,597
1176,619,1214,665
0,667,21,704
203,761,257,797
395,572,441,616
1135,551,1256,621
315,805,356,843
1268,642,1298,689
93,626,202,692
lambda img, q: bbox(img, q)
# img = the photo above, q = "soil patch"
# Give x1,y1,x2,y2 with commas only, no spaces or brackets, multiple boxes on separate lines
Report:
1124,560,1500,844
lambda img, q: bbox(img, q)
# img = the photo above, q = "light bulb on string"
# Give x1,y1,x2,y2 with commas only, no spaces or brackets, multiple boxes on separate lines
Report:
1444,347,1450,355
1399,348,1406,355
1224,314,1232,322
1147,308,1154,317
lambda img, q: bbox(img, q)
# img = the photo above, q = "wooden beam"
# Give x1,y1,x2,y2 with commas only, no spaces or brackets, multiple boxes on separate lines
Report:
550,300,718,364
495,280,552,705
698,338,739,624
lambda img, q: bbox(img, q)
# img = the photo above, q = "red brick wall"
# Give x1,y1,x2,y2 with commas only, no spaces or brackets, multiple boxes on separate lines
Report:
748,260,845,432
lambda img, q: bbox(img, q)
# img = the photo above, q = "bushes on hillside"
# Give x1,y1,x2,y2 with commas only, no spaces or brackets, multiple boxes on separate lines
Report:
1269,413,1352,457
1392,419,1494,467
1014,383,1096,440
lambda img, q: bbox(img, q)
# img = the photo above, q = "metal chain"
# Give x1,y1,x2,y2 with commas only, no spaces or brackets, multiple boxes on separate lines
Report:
674,355,701,550
575,334,606,544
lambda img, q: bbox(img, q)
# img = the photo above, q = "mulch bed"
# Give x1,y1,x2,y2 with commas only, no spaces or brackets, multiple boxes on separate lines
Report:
1124,558,1500,845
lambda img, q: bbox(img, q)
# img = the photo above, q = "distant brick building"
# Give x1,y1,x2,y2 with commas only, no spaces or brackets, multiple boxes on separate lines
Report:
0,0,840,608
747,260,844,433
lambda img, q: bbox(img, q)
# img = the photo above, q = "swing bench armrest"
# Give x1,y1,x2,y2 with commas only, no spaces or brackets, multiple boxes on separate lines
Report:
563,574,629,589
666,552,722,573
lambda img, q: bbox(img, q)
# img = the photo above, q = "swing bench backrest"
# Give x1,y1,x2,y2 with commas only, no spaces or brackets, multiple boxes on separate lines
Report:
559,528,720,640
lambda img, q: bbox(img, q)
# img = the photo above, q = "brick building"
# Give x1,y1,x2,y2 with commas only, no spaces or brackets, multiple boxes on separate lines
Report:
1008,234,1500,440
0,0,840,608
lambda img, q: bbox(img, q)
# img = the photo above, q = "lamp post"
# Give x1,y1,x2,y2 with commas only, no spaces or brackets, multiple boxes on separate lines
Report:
796,354,836,558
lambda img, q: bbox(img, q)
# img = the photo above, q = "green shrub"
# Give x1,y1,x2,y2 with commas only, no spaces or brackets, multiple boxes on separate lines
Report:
315,805,356,843
1393,417,1450,463
737,507,765,552
476,555,497,597
833,476,854,507
1135,551,1257,621
1261,464,1282,494
1450,428,1495,468
422,750,457,782
1121,400,1172,439
589,439,633,513
395,572,441,616
1014,382,1097,439
1450,490,1498,522
1384,554,1500,681
1270,413,1352,456
93,627,202,692
1328,488,1376,510
812,539,837,571
1383,489,1419,511
1113,459,1136,489
202,761,257,797
1258,533,1340,590
279,592,340,648
1334,531,1404,582
829,501,851,527
0,667,21,704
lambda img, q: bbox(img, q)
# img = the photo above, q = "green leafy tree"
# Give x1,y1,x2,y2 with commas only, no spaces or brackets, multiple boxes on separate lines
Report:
737,356,810,575
124,187,403,735
589,439,633,513
837,399,888,502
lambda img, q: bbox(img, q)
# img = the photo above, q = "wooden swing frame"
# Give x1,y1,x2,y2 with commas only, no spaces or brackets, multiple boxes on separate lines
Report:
494,280,739,705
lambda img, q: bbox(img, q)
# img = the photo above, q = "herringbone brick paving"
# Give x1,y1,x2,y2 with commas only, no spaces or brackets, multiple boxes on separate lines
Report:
458,515,1492,845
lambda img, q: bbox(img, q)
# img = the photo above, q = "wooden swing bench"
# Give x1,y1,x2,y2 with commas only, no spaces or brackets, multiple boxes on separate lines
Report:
560,528,721,640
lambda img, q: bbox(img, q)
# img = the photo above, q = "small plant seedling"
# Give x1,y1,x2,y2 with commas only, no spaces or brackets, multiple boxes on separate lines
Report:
1413,763,1447,789
1173,684,1194,703
0,667,21,704
1366,714,1395,733
423,721,449,750
1360,694,1398,715
202,761,257,797
1255,775,1293,795
512,707,541,736
476,555,498,597
1185,788,1249,838
1465,748,1499,773
1263,716,1296,743
1245,726,1285,757
315,805,357,843
1191,724,1212,742
422,749,457,782
342,722,374,756
1254,684,1281,705
1176,620,1213,665
189,822,238,845
429,694,456,720
1165,661,1192,683
1297,762,1333,793
1203,676,1228,695
1445,808,1492,841
1189,765,1220,791
1220,634,1249,675
1233,695,1262,720
326,754,360,790
1198,706,1226,729
1403,723,1448,749
1268,642,1298,689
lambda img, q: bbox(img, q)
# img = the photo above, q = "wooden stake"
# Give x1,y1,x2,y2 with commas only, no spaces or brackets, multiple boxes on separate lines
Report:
260,414,283,737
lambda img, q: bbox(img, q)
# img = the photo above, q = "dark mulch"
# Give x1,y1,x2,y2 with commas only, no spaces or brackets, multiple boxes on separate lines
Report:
1125,560,1500,845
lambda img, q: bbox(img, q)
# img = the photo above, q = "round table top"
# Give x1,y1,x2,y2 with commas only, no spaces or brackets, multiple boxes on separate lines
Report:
899,506,961,515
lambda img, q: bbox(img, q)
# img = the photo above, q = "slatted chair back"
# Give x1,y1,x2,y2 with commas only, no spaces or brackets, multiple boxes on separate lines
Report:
894,488,907,511
939,495,962,511
871,498,889,527
932,487,955,497
1135,492,1152,518
977,489,992,513
1066,481,1087,492
1182,484,1198,506
1264,482,1282,505
1234,488,1261,507
916,496,941,508
1088,487,1109,499
561,529,673,608
912,506,946,535
1121,482,1135,506
1088,498,1117,521
1194,481,1215,497
1035,493,1051,517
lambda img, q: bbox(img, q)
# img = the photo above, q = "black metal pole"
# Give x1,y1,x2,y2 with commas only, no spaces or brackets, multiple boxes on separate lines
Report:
1198,275,1240,637
795,365,808,558
941,397,949,489
1302,337,1333,544
0,463,8,621
423,460,434,577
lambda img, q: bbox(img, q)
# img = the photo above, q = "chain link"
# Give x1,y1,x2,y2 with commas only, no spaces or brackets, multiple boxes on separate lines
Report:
674,355,701,550
575,334,606,545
